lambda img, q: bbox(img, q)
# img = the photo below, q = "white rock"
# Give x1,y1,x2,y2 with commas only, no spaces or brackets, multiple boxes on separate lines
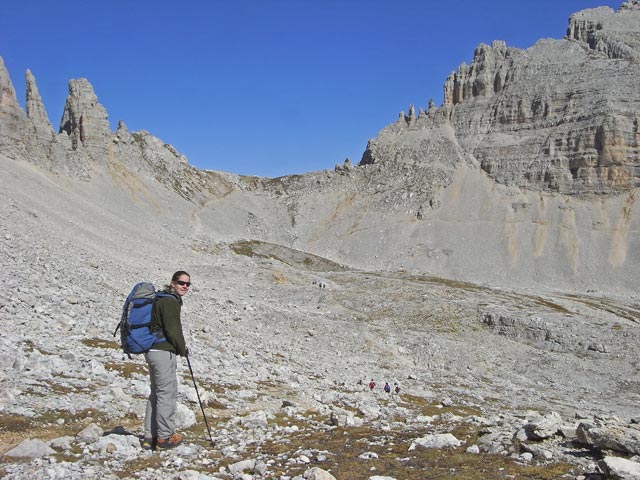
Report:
409,433,463,450
176,402,197,429
466,444,480,454
416,415,434,423
4,439,55,458
359,451,379,459
600,456,640,480
520,452,533,463
358,403,382,419
229,458,256,475
184,385,212,405
76,423,103,443
176,470,212,480
303,467,337,480
240,410,268,429
329,407,363,427
91,434,140,455
49,436,74,450
525,411,562,440
0,387,17,406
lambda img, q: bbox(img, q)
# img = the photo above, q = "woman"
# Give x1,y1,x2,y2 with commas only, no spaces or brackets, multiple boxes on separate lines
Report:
142,270,191,450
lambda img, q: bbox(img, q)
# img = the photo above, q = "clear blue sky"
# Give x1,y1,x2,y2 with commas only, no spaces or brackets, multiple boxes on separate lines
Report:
1,0,622,178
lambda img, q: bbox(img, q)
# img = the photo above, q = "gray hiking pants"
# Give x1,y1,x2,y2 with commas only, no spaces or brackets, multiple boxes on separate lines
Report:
144,350,177,440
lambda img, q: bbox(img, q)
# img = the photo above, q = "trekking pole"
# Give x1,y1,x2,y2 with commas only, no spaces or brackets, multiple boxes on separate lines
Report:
186,355,215,446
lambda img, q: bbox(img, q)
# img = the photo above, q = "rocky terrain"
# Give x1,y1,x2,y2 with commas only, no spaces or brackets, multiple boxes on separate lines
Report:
1,2,640,480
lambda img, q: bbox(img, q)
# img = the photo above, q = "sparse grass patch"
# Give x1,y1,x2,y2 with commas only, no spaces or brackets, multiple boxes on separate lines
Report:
273,270,287,283
230,240,259,257
81,338,120,349
230,240,288,263
526,296,572,314
246,422,579,479
256,379,302,401
411,310,466,334
398,394,482,418
21,340,36,352
51,451,82,464
33,408,110,426
105,361,147,378
0,408,131,454
111,453,166,479
0,413,31,433
180,377,239,408
18,340,53,355
268,412,306,430
46,382,78,395
206,398,228,409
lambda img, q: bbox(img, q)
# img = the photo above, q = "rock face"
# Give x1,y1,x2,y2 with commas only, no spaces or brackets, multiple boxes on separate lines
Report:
25,69,53,136
362,3,640,195
58,78,111,155
0,57,26,159
0,61,237,199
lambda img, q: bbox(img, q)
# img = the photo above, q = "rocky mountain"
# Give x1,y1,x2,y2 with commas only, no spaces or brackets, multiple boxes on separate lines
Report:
365,2,640,195
2,5,639,296
1,2,640,479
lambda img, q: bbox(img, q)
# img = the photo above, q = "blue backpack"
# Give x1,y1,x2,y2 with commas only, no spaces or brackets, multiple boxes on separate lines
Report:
114,282,174,356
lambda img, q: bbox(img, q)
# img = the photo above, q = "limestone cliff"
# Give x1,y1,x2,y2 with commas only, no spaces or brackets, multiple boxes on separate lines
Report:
0,61,237,199
0,57,26,160
58,78,111,156
361,2,640,196
25,69,53,136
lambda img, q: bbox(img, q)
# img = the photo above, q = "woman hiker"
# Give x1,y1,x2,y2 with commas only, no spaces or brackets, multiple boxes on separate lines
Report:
142,270,191,450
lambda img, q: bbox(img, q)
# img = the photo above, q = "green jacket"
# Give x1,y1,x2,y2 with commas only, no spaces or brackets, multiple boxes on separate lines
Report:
150,292,187,356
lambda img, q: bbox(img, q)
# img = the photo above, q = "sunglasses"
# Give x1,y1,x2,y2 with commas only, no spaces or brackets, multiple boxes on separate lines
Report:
175,280,191,287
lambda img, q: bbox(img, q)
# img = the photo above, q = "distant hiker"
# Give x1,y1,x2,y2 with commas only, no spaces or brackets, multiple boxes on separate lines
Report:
384,382,391,393
369,379,376,390
394,383,400,394
143,270,191,450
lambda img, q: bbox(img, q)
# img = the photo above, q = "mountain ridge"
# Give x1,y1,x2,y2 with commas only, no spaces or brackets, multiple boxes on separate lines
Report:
0,2,638,295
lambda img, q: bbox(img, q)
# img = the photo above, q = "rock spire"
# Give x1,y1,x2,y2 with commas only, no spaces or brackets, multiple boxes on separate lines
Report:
25,69,53,136
0,56,27,159
59,78,111,152
0,57,20,111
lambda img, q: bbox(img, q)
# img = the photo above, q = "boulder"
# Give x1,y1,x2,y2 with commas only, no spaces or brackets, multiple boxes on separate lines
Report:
409,433,463,450
304,467,336,480
3,439,54,458
228,459,256,476
524,411,562,440
176,402,197,429
577,422,640,455
599,456,640,480
329,407,363,427
76,423,104,443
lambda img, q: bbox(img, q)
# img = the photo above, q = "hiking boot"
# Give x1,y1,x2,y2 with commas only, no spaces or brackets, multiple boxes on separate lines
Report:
156,433,183,449
141,437,156,450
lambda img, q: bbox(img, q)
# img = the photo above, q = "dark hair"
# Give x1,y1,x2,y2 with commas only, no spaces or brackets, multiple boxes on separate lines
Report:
171,270,190,282
164,270,191,291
